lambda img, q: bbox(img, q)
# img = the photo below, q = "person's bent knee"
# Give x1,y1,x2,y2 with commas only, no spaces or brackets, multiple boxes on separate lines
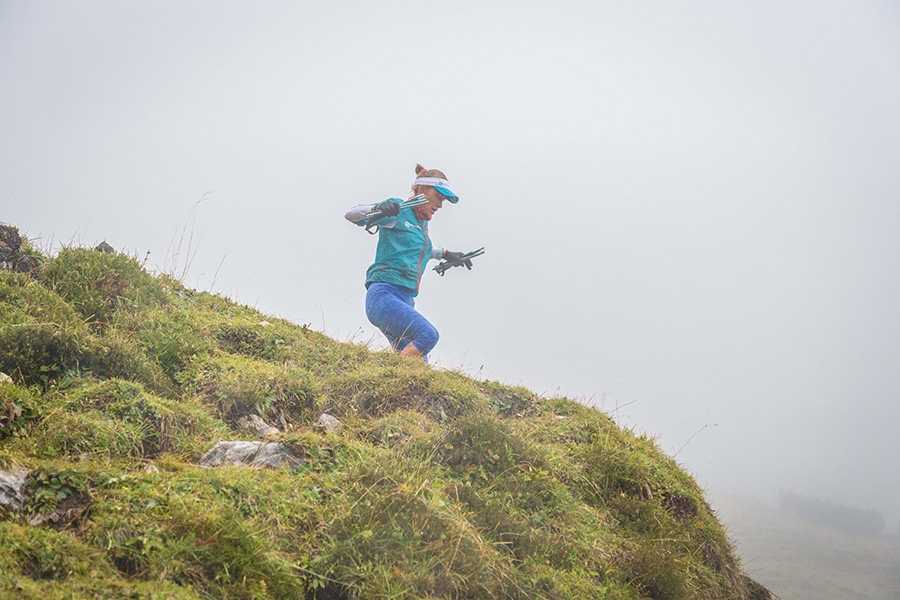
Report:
414,325,439,356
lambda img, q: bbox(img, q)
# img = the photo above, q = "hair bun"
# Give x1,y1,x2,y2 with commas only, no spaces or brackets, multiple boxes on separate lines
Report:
415,164,426,176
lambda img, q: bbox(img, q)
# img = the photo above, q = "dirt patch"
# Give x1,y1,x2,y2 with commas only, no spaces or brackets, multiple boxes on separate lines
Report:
662,492,698,520
218,325,267,356
97,272,130,297
479,382,538,416
49,490,91,530
29,489,92,531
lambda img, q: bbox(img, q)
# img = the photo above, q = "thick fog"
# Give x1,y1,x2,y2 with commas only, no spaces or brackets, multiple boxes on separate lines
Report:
2,1,898,529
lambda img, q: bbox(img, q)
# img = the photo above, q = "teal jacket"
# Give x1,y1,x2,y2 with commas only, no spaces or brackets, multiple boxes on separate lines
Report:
345,199,443,296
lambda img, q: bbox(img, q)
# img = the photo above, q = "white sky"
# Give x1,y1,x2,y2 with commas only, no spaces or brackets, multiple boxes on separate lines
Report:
2,1,899,529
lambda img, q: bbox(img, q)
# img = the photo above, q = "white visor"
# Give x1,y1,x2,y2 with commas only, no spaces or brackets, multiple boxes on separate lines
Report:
413,177,451,188
412,176,459,202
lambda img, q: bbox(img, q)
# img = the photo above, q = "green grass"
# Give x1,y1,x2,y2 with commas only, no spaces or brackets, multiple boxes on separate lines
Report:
0,241,773,599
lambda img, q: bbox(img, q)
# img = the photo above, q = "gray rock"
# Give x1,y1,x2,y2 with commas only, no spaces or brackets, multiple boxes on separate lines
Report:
314,413,342,434
0,226,39,273
0,224,22,254
0,372,12,384
13,254,40,273
0,246,16,272
199,441,302,470
237,414,280,438
95,241,115,253
0,466,30,510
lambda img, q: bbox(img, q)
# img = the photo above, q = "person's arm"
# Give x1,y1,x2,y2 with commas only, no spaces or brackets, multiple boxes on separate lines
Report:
345,204,375,224
345,200,401,228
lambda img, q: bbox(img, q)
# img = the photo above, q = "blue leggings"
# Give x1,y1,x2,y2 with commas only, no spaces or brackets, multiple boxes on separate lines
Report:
365,282,439,360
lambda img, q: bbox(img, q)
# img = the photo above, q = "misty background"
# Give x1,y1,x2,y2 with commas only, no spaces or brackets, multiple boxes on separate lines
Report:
2,0,898,535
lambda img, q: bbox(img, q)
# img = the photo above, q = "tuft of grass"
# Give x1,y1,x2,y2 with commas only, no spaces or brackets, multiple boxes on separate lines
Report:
0,521,203,600
0,380,38,440
91,328,178,396
62,379,230,459
0,272,94,385
40,247,169,328
320,360,489,421
5,380,230,463
80,465,318,598
310,450,515,599
186,353,319,427
20,410,149,461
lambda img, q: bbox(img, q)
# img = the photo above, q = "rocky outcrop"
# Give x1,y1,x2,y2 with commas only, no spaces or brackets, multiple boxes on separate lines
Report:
314,413,342,434
237,414,280,438
0,466,29,511
0,224,38,273
199,441,302,470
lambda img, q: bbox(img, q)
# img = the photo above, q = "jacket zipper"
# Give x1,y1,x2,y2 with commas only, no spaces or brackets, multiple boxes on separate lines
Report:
414,219,430,293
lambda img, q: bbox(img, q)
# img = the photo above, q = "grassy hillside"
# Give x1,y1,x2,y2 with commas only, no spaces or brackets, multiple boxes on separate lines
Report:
712,493,900,600
0,231,772,599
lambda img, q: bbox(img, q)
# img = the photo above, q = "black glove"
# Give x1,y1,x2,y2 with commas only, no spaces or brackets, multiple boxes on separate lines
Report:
443,251,473,269
376,201,400,217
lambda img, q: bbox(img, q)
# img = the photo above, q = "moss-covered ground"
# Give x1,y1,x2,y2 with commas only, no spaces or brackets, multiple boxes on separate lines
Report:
0,239,771,599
